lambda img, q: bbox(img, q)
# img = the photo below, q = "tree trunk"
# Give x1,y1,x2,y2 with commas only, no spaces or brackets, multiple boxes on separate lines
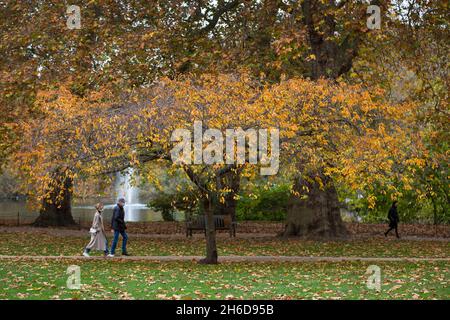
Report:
282,169,348,238
199,197,219,264
282,0,364,238
33,171,76,227
214,170,240,222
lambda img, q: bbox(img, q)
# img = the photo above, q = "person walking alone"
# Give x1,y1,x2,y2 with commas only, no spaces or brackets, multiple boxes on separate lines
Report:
384,201,400,239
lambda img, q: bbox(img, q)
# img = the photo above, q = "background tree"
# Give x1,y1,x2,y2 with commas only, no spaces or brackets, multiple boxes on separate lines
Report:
349,0,449,225
1,0,170,225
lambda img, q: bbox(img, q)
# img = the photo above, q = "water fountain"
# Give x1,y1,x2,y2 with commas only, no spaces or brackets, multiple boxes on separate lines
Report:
110,168,149,221
72,168,157,223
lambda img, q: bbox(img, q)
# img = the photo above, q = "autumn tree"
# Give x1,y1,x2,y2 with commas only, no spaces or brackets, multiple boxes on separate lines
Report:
12,86,156,226
14,71,416,262
142,0,395,237
3,0,446,235
350,0,449,222
1,1,172,225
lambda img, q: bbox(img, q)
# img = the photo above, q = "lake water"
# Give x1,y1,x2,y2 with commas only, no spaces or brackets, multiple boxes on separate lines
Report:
0,169,185,224
0,199,168,224
0,170,186,224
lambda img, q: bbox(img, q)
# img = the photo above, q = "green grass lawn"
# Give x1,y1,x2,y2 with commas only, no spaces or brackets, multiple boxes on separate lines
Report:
0,232,448,258
0,232,448,299
0,259,448,299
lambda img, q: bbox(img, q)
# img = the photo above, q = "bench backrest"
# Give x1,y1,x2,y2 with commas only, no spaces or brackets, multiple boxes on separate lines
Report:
214,215,231,228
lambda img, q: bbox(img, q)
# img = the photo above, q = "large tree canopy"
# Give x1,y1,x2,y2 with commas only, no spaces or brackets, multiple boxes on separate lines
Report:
13,72,418,261
1,0,448,260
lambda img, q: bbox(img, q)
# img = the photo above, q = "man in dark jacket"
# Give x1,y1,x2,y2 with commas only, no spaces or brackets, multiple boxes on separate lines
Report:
384,201,400,238
108,198,129,256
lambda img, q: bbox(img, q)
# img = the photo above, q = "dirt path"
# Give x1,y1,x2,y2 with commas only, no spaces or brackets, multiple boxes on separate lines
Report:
0,255,448,263
0,226,277,239
0,226,448,241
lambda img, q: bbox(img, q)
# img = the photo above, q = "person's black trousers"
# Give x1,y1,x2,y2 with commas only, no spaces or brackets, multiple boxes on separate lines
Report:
385,222,399,238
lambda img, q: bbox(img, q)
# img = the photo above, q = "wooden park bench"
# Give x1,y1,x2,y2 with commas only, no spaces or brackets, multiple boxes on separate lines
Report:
185,215,237,238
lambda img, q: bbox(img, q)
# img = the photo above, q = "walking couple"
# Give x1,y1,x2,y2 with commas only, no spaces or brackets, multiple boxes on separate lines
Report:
83,198,130,257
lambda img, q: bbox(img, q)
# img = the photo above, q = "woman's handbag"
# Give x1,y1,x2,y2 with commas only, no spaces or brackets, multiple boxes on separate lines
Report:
89,227,98,235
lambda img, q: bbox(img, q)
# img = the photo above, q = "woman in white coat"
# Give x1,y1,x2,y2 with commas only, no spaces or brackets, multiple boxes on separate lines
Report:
83,203,109,257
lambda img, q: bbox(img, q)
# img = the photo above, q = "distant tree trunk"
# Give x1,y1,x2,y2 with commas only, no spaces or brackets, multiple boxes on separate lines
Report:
282,170,347,237
283,0,366,238
199,197,218,264
213,170,240,222
33,170,76,227
431,195,438,237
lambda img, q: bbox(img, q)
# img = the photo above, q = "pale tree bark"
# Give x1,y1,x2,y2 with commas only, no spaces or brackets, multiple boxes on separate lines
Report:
283,0,368,238
282,170,347,237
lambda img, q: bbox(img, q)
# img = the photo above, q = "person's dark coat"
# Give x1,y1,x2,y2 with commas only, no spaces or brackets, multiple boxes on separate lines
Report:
111,205,126,231
388,205,399,228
